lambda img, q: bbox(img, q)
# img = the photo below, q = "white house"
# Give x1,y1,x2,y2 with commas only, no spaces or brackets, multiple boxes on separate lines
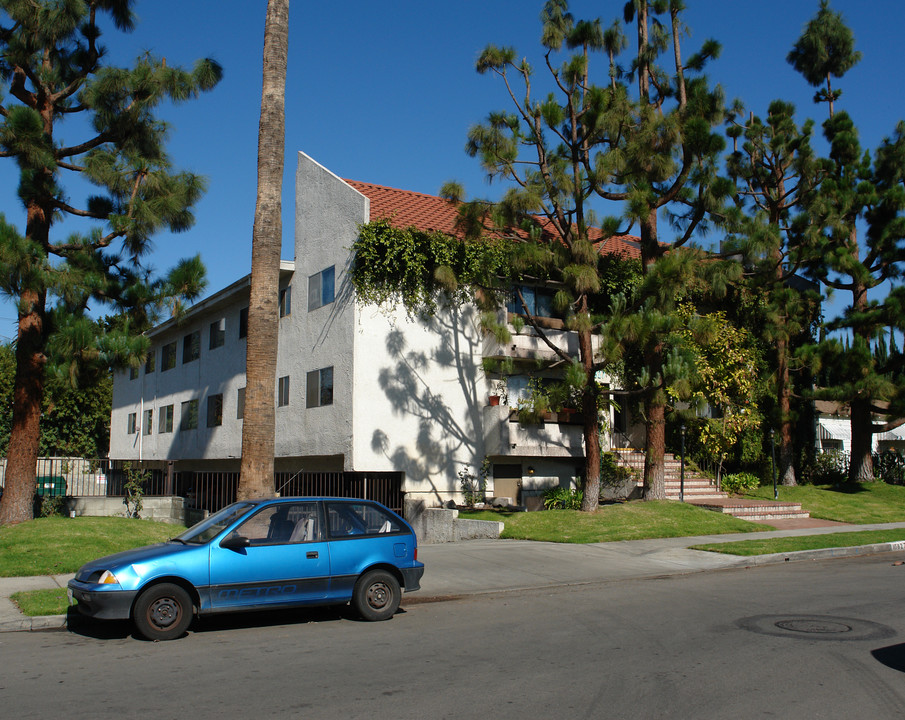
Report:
109,152,641,511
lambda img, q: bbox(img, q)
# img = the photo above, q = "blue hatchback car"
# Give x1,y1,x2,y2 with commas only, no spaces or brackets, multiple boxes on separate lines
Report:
67,497,424,640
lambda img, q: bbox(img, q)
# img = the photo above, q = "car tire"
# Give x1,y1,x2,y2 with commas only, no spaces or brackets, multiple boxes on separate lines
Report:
352,570,400,621
133,583,193,641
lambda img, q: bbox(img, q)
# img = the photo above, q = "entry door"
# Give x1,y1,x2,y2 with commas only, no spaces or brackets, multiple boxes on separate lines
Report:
493,463,522,503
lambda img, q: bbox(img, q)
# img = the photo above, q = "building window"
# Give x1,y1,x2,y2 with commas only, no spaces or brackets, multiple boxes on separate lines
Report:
129,366,138,380
159,404,174,434
237,387,245,419
207,394,223,427
306,367,333,408
183,330,200,364
127,412,137,434
239,307,248,339
143,409,153,435
507,285,557,318
145,350,156,374
279,286,291,317
162,341,177,371
209,318,225,349
278,376,290,407
308,266,335,311
180,399,199,431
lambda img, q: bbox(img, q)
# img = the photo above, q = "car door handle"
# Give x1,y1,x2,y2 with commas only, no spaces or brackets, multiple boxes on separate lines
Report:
307,551,318,559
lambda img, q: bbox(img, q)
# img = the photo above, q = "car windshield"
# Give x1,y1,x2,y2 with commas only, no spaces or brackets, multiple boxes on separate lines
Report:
173,502,257,544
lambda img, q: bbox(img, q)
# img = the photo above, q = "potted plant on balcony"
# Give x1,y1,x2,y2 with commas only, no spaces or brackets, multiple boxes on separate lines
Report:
489,377,508,406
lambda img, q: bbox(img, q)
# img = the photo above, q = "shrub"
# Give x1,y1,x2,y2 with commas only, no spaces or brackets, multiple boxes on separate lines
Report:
39,495,65,518
123,462,150,518
600,452,637,488
874,451,905,485
542,486,583,510
721,472,760,495
802,452,848,485
458,461,489,506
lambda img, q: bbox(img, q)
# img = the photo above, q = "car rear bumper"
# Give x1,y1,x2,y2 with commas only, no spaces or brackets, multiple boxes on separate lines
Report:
401,564,424,592
67,580,138,620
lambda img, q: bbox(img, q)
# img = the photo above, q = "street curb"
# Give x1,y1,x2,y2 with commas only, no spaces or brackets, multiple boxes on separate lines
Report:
3,540,904,633
0,613,67,633
730,539,905,567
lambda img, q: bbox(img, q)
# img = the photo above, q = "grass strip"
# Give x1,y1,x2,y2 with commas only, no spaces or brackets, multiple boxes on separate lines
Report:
689,529,905,556
11,588,70,617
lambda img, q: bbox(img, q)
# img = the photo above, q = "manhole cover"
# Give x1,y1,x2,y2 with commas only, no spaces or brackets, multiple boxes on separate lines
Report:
775,619,852,634
737,614,896,642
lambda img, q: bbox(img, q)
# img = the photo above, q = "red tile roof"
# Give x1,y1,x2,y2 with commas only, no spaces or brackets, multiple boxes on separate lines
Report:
344,179,641,260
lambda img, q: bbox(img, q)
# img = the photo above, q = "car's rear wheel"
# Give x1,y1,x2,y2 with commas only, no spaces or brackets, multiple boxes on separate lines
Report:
352,570,400,621
133,583,193,641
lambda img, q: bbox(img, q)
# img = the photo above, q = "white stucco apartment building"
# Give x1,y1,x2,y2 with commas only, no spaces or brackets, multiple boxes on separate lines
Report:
108,152,641,510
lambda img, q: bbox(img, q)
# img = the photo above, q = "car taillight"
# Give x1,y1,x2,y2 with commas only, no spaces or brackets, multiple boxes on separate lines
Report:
414,548,418,562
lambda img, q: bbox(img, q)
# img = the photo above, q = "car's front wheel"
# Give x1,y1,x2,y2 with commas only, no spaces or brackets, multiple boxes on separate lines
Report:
352,570,400,621
133,583,193,641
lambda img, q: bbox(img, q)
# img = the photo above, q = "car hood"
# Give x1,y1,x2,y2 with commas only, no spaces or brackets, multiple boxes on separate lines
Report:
76,541,194,578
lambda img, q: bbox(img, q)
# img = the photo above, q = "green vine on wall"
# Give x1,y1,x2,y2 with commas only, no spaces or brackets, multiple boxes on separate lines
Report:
350,218,512,317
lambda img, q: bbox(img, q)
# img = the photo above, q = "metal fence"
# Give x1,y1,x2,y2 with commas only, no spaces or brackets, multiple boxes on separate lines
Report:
0,459,406,514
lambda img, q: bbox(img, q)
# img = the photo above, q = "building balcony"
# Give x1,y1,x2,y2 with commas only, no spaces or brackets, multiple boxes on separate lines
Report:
483,405,586,459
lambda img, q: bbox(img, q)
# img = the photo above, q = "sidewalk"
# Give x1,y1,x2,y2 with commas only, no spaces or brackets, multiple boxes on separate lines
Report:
3,521,905,633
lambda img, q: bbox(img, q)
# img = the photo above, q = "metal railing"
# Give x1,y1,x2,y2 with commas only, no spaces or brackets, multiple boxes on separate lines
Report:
0,459,406,514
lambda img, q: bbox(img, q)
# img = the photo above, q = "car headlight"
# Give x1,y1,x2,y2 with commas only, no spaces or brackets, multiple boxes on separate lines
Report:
98,570,120,585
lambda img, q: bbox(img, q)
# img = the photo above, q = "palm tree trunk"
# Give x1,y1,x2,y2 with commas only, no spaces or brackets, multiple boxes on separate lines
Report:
238,0,289,500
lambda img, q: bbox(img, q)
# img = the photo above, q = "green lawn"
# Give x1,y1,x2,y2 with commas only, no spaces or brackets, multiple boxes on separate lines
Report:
746,482,905,524
460,500,764,543
0,516,183,578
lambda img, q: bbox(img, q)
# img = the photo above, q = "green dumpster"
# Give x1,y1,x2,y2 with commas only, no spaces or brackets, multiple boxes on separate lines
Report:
36,475,67,497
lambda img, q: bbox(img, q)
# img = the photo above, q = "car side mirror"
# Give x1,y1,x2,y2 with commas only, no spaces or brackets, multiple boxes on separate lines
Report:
220,534,250,551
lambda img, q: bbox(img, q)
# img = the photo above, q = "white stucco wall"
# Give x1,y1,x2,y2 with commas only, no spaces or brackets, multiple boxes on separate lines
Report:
351,303,488,505
109,282,252,463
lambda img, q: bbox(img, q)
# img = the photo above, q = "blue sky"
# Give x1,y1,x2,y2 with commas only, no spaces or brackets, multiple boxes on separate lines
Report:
0,0,902,341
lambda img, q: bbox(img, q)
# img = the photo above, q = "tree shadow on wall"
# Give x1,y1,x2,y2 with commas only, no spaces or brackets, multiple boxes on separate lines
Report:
369,304,485,505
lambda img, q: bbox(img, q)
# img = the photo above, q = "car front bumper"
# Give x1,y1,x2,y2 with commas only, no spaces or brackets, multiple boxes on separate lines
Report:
67,580,138,620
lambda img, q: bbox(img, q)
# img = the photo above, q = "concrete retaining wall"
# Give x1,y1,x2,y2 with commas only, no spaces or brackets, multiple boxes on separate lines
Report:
65,496,186,525
404,499,503,544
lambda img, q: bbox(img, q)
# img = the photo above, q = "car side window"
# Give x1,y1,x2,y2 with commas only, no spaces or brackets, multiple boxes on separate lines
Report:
229,503,320,545
326,502,402,538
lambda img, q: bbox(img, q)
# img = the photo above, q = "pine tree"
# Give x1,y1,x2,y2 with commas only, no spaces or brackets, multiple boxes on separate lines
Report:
796,114,905,482
455,0,734,502
725,101,822,485
0,1,220,525
788,4,904,482
787,0,861,118
601,0,734,499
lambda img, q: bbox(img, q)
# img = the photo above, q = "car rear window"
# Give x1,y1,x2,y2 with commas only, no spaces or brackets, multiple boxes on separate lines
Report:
325,502,403,538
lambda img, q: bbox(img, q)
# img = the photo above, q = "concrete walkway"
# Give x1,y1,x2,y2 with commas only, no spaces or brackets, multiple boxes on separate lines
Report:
4,521,905,633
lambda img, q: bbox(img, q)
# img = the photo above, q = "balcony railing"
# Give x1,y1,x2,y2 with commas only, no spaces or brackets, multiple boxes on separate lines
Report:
484,405,586,458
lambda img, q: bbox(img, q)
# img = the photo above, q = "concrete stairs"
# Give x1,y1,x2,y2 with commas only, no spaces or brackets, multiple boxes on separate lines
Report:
612,449,810,522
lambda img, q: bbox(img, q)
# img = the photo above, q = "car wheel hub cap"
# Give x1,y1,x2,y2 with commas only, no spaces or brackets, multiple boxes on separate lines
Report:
149,598,180,628
367,582,389,609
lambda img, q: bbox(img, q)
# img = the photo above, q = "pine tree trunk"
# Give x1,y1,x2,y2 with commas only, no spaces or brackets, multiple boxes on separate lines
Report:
578,327,600,512
238,0,289,500
0,290,46,525
847,280,874,483
776,337,797,485
644,397,667,499
849,396,874,482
